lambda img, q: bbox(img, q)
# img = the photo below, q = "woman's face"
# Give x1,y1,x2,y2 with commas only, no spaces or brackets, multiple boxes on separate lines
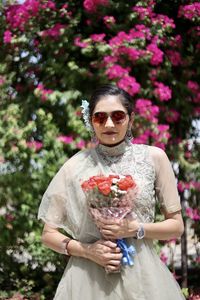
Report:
91,95,133,146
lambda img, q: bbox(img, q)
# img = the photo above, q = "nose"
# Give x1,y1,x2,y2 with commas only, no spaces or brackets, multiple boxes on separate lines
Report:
104,116,115,127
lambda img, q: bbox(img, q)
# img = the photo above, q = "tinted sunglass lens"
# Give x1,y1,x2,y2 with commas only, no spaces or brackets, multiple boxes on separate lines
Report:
112,111,126,123
93,112,108,124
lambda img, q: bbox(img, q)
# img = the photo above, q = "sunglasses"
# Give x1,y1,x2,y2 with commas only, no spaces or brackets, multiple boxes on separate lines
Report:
92,110,128,125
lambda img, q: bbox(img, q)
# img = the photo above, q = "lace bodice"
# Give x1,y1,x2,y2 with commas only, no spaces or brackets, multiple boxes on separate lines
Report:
93,142,156,223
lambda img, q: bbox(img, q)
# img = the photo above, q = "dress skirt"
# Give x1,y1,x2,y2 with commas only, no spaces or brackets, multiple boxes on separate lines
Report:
53,238,185,300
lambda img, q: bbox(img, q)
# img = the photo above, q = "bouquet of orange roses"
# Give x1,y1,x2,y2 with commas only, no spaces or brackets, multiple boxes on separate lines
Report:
81,174,138,268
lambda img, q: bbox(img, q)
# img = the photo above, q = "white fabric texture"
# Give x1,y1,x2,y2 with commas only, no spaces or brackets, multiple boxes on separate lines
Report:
38,142,184,300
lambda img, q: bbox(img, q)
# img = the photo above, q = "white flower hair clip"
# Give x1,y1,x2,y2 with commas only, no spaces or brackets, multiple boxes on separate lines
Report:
81,100,93,131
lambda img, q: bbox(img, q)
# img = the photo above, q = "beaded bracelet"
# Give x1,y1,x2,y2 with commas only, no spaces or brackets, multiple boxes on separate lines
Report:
64,238,72,256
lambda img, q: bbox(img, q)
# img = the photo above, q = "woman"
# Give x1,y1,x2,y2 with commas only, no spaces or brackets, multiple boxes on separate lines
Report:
38,84,185,299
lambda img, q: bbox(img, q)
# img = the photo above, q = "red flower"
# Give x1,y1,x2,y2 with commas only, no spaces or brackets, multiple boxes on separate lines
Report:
97,181,112,196
109,174,120,180
81,180,96,190
118,175,136,190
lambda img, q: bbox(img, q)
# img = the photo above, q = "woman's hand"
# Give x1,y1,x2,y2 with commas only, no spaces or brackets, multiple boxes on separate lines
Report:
96,217,140,240
86,240,122,273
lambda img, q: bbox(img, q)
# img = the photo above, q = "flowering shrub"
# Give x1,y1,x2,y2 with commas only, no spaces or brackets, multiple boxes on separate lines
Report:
0,0,199,298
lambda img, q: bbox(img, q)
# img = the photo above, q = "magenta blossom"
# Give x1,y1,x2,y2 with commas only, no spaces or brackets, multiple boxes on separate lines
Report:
76,140,86,149
74,36,89,48
83,0,109,13
147,43,164,66
132,130,151,145
154,82,172,101
178,3,200,21
166,50,182,66
27,141,43,151
90,33,106,42
41,24,65,38
160,251,168,265
187,80,199,94
3,30,12,43
186,207,200,221
109,31,131,47
165,109,180,123
103,56,118,65
5,0,40,31
105,64,129,80
103,16,116,28
132,6,153,20
152,14,175,29
117,75,140,96
36,83,53,101
135,98,159,122
120,47,141,62
57,135,73,144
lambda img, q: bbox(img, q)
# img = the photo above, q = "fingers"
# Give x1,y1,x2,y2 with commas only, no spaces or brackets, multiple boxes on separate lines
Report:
98,217,121,226
101,240,118,249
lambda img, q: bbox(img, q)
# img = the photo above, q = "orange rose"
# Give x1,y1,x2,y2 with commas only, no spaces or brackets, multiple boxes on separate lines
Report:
97,181,112,196
118,176,136,190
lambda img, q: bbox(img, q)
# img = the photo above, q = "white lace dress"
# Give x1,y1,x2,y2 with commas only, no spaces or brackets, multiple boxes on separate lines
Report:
38,142,185,300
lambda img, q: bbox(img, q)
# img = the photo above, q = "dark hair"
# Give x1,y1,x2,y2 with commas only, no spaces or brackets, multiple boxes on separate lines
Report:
89,84,133,117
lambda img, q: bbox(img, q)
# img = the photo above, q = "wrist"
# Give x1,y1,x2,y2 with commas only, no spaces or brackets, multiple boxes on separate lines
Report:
67,239,91,259
64,238,72,256
129,219,140,237
135,223,145,239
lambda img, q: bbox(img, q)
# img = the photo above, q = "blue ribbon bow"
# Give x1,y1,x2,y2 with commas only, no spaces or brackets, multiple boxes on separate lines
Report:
117,239,136,266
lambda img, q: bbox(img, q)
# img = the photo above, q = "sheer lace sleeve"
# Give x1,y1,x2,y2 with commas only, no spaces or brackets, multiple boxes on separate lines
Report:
150,146,182,214
37,163,75,236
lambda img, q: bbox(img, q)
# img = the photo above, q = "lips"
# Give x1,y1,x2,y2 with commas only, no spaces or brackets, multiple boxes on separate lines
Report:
102,131,118,135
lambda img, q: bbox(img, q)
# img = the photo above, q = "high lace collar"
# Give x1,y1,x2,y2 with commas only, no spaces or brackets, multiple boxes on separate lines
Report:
96,140,132,157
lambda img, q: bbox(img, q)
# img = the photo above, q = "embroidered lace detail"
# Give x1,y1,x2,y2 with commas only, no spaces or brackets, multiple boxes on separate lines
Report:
93,142,156,223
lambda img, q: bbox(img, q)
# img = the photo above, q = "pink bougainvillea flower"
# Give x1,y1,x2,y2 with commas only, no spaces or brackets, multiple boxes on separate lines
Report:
187,80,199,94
154,82,172,101
74,36,89,48
117,75,140,96
90,33,106,42
41,24,65,38
132,130,151,145
186,207,200,221
147,43,164,66
166,50,182,66
5,0,40,31
83,0,109,13
105,64,129,79
135,98,159,122
132,6,153,20
160,251,168,264
3,30,12,43
57,135,73,144
103,16,116,28
152,14,175,29
165,109,180,123
36,83,53,101
103,55,118,65
27,141,43,151
76,139,86,149
178,3,200,20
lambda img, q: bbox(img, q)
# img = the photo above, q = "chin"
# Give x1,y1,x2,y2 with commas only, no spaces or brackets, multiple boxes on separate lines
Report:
99,138,124,146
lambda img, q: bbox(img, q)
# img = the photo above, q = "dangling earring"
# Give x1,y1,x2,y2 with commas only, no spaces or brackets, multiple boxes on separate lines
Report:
91,133,98,144
125,128,133,143
90,127,99,144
